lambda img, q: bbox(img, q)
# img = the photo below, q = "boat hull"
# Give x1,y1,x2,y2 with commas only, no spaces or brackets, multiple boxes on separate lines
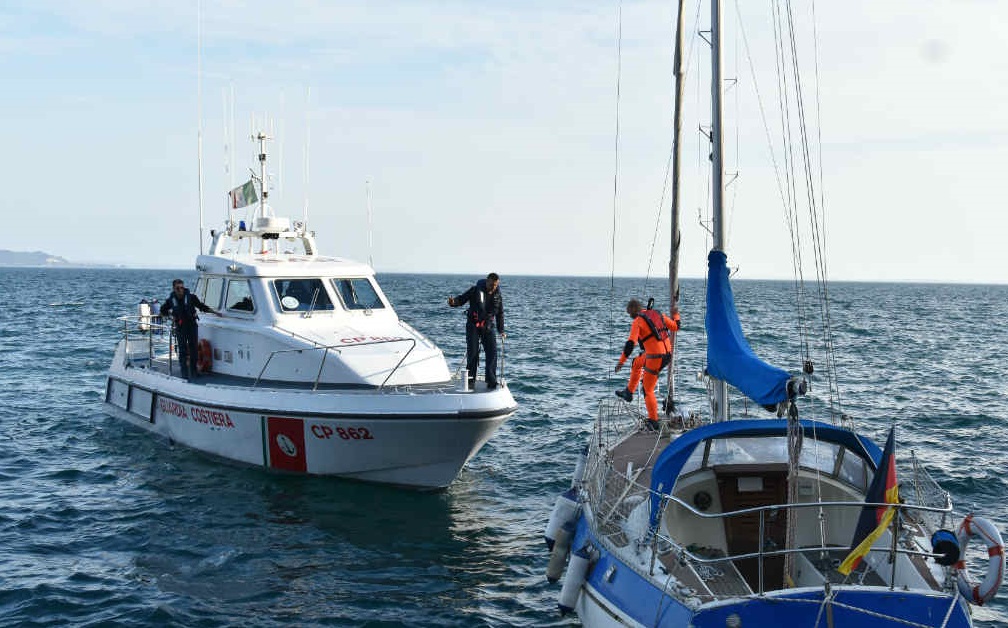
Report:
104,362,516,489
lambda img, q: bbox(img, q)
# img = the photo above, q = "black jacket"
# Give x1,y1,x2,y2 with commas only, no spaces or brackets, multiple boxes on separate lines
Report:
454,279,504,333
160,288,213,327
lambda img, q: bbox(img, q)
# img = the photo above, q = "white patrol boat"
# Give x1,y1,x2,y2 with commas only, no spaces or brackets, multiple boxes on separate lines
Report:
104,133,517,489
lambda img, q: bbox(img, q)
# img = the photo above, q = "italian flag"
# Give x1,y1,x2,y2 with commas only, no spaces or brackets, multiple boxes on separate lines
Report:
229,179,258,209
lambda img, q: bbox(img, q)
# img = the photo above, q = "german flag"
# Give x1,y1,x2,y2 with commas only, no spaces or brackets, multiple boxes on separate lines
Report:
838,426,898,576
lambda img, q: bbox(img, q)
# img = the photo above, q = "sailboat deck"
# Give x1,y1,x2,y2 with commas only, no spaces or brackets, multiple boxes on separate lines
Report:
658,551,753,599
607,428,673,487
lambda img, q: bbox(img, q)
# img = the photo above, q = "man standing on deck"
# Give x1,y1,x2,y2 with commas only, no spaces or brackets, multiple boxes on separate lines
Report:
160,279,221,379
448,273,505,390
614,298,680,429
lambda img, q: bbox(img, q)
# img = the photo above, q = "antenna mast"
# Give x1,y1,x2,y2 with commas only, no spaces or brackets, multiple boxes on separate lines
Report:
196,0,205,255
304,86,311,226
366,180,374,268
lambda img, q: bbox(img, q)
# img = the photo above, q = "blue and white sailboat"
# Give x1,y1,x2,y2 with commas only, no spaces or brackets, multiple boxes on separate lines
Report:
543,1,1004,626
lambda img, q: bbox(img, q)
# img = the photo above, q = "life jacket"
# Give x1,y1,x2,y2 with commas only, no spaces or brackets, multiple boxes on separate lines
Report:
638,309,669,343
168,292,197,326
467,280,494,329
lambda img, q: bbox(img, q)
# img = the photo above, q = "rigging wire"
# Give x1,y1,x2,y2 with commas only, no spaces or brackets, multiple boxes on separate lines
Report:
737,0,850,430
769,0,815,384
781,0,845,425
608,0,624,383
809,0,845,422
735,0,814,391
642,0,704,298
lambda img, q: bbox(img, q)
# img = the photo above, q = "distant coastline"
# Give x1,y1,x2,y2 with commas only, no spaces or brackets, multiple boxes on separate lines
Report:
0,249,122,268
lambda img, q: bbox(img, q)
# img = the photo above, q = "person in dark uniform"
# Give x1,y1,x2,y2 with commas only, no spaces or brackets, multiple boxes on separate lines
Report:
160,279,220,379
448,273,505,390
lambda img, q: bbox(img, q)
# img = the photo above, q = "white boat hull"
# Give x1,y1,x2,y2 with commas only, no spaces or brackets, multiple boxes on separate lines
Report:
104,349,516,489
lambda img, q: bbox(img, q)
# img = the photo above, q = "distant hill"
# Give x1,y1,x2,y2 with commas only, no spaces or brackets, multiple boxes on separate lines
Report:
0,249,71,266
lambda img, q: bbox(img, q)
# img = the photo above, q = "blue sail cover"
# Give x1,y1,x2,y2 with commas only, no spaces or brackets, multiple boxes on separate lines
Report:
706,250,790,406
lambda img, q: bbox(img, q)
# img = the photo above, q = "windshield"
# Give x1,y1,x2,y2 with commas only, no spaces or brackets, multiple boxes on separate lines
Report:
332,278,384,310
273,279,335,312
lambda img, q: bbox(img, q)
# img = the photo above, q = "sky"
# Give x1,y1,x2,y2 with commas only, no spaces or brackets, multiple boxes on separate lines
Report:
2,0,1006,283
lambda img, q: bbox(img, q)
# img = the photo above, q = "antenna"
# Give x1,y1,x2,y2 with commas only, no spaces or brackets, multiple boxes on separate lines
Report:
366,179,374,268
303,86,311,226
222,85,231,228
196,0,205,255
277,94,284,202
228,82,235,190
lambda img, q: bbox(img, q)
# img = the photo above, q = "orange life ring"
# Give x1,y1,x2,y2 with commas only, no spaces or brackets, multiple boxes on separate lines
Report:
956,514,1005,605
196,339,213,373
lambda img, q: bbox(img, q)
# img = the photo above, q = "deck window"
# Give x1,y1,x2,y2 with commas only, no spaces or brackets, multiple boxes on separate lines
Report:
799,441,840,474
273,279,335,312
203,277,224,310
680,442,709,475
332,278,384,310
225,279,255,312
707,436,788,466
838,450,869,490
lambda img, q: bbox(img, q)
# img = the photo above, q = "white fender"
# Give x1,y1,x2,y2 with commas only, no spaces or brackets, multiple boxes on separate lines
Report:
546,521,574,583
558,545,591,615
571,445,588,487
545,487,578,550
955,514,1005,605
138,302,152,331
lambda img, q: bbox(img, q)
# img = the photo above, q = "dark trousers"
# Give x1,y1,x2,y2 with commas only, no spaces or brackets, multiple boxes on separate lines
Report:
466,321,498,386
176,324,199,378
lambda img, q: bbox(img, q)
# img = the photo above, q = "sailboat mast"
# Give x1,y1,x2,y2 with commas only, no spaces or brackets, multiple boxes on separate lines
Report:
710,0,725,250
710,0,730,420
666,0,686,409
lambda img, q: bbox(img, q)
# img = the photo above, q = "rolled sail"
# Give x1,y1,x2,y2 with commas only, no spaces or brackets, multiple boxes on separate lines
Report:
705,250,790,406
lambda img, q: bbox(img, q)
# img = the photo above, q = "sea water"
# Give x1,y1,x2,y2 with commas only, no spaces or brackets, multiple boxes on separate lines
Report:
1,267,1006,626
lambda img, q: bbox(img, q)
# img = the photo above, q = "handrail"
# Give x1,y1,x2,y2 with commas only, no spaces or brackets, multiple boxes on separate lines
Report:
660,493,954,521
653,532,944,571
584,447,956,599
116,315,419,389
253,337,417,390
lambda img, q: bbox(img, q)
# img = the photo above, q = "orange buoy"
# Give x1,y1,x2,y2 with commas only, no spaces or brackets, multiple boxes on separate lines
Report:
196,339,213,373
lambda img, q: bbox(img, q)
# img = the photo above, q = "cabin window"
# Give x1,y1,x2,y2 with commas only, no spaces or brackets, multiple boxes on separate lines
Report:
203,277,224,310
225,279,255,312
680,442,709,475
799,441,840,474
838,449,869,490
194,278,207,300
707,436,787,466
332,278,384,310
273,279,334,312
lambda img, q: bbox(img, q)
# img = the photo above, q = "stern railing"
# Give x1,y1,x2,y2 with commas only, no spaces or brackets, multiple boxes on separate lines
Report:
580,402,957,603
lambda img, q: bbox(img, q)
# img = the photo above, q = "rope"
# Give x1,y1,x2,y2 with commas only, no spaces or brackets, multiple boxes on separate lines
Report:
608,0,624,384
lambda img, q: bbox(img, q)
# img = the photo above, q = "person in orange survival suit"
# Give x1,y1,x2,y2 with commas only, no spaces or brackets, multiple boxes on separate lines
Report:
614,298,681,428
